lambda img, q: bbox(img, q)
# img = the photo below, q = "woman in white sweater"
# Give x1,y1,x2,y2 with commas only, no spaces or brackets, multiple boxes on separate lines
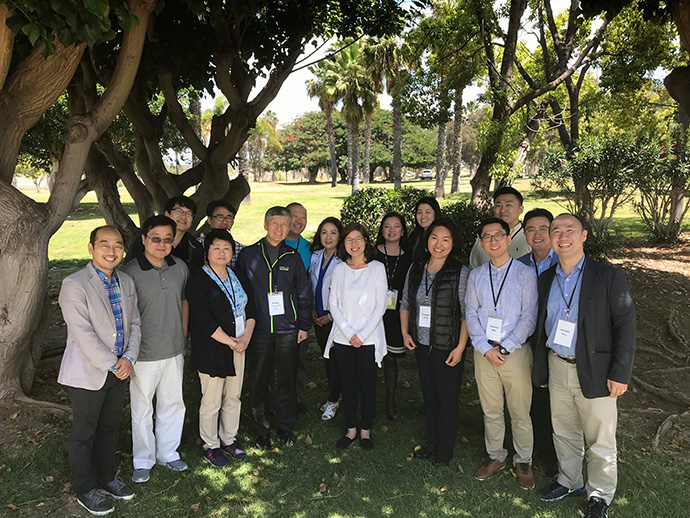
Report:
325,222,388,450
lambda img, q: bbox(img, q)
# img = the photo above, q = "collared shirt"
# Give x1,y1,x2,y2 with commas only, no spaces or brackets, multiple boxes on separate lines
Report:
91,263,125,356
469,222,532,269
285,235,311,271
465,258,538,355
546,255,586,357
524,248,558,277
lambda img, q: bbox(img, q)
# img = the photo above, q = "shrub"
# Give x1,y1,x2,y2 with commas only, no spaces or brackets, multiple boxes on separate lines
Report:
442,200,492,263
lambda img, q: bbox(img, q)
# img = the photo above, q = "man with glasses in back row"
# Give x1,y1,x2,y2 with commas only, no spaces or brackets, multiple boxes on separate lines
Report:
197,200,245,270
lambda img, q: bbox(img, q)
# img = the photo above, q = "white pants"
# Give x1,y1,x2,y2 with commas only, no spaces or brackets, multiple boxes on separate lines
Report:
198,352,245,450
130,354,185,470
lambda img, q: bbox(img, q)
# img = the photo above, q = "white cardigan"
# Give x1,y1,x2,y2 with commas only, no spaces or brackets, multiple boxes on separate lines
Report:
308,249,342,314
324,260,388,366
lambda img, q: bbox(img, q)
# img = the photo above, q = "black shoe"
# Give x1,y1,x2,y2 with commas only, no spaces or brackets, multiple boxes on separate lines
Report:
78,488,114,516
538,482,586,502
586,497,609,518
432,450,452,466
359,437,374,450
256,434,272,450
99,475,135,500
414,443,435,461
336,435,355,449
277,429,296,446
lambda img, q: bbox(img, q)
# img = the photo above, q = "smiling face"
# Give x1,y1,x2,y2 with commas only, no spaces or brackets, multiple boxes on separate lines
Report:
427,225,453,262
492,194,523,229
88,228,124,275
207,237,233,269
416,203,435,230
289,205,307,236
480,222,512,262
550,215,587,261
209,206,234,231
142,224,174,264
165,203,194,233
320,222,339,251
382,216,404,245
264,215,291,246
344,230,366,260
524,216,552,256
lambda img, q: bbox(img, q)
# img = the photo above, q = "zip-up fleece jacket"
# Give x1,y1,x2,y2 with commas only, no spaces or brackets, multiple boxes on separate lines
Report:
235,239,313,334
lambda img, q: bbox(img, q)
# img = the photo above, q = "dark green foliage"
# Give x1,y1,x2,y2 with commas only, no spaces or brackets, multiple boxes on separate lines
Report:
441,200,492,263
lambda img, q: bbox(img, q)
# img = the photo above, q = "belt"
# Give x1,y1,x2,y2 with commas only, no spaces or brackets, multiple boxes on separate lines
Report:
550,349,576,364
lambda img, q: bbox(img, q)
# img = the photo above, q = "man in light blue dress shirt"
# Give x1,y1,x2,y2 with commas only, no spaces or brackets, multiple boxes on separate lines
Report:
466,218,538,490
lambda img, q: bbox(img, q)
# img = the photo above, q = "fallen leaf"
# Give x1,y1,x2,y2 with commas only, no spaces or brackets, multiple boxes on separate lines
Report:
413,445,422,452
257,465,264,471
62,482,72,493
307,382,317,389
457,464,464,473
440,486,447,493
173,478,181,486
406,455,413,461
333,472,339,479
7,504,18,510
305,435,313,446
10,412,18,419
190,503,200,511
251,475,262,484
380,425,389,433
337,481,344,488
205,496,212,504
44,476,54,483
461,436,468,443
319,483,328,494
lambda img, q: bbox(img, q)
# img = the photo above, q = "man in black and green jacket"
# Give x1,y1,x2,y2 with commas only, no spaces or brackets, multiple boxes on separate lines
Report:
236,206,312,448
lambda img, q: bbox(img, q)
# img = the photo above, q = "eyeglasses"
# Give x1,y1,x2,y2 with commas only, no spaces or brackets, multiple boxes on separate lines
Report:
212,214,234,222
96,243,124,253
525,226,549,235
480,233,507,243
170,207,194,218
145,236,174,244
344,236,365,245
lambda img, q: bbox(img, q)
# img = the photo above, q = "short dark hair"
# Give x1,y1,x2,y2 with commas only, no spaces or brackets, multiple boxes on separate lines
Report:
164,195,197,215
206,199,237,218
493,186,523,205
141,215,177,237
421,217,462,262
478,217,510,237
552,212,585,230
375,212,409,250
286,202,306,211
337,222,377,263
89,225,124,246
310,217,343,252
523,208,554,227
203,229,236,261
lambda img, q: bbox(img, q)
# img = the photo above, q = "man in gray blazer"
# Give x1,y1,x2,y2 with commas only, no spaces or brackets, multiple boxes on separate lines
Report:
58,226,141,516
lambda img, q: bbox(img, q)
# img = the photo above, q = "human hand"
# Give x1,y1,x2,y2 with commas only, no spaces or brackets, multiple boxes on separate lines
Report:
607,379,628,398
297,330,309,343
403,333,416,351
445,346,465,367
349,334,363,348
112,357,132,380
484,347,506,367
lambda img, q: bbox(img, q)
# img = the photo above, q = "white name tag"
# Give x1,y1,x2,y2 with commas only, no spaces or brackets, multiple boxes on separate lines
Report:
235,315,245,337
387,289,398,310
486,317,503,342
268,291,285,316
553,319,576,349
418,305,431,328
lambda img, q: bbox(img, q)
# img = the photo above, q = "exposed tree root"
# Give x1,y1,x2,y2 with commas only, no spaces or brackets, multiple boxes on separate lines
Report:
632,375,690,407
644,366,690,375
652,407,690,451
636,345,682,365
668,307,690,351
639,336,688,362
14,395,71,415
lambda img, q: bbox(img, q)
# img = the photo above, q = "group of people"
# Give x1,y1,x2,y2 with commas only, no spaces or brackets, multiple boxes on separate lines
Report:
58,187,636,518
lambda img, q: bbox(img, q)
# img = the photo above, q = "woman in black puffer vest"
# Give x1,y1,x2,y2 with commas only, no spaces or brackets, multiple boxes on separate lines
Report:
400,217,470,466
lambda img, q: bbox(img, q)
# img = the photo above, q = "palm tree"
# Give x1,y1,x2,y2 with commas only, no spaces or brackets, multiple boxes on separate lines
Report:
307,62,339,187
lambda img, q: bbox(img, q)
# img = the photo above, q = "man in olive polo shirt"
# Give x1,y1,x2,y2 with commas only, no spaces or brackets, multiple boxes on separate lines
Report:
121,215,190,484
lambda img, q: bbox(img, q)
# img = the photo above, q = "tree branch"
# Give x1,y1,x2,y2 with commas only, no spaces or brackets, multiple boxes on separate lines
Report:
0,4,14,91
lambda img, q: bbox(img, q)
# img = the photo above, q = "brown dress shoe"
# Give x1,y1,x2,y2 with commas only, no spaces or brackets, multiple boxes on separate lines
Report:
515,463,535,490
474,458,507,480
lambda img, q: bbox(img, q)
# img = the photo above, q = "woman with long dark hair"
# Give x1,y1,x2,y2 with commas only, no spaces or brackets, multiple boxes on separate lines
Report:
374,212,413,420
408,196,442,263
400,218,470,465
308,217,343,421
325,223,388,450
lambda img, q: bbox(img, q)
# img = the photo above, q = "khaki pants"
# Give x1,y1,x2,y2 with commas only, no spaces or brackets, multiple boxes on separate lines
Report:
198,352,245,450
474,346,533,464
549,351,618,505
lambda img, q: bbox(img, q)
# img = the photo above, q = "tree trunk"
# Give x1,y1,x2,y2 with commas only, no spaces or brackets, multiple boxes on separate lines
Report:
471,107,508,208
238,142,251,202
435,122,447,199
511,102,545,176
347,118,360,193
325,105,338,187
363,114,372,184
392,96,403,190
189,94,202,167
307,166,319,184
451,88,463,194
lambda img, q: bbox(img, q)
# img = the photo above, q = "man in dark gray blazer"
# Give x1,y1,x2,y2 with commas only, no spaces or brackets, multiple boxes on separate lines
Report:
532,214,636,518
58,226,141,516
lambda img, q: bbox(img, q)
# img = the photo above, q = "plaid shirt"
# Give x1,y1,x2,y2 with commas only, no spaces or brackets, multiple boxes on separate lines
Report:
92,263,125,356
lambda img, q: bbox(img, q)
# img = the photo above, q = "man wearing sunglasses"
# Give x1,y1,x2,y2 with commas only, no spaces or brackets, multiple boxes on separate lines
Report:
121,215,190,484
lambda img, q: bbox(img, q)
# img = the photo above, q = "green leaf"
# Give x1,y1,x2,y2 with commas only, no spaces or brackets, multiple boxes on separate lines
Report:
115,6,140,33
83,0,109,17
22,22,43,46
5,14,27,34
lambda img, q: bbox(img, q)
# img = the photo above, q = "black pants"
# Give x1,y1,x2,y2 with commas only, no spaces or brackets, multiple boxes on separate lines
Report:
415,346,465,456
249,332,299,435
68,373,127,496
532,385,557,464
314,321,341,402
295,339,309,403
333,343,376,429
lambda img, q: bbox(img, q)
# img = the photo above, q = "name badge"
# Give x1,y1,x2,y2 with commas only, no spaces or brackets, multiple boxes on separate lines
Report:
387,289,398,310
268,291,285,316
235,315,245,338
486,317,503,342
553,319,576,349
418,305,431,328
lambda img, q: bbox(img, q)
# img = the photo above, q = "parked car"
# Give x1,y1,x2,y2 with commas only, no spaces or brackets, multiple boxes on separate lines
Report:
420,169,433,180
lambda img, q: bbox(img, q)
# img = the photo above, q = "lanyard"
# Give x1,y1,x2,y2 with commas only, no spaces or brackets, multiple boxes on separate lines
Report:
555,258,585,318
489,258,513,311
424,265,438,303
208,265,237,313
382,243,401,288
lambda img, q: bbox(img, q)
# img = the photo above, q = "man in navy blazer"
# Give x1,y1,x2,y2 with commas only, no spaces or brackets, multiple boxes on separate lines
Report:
532,214,636,518
58,226,141,516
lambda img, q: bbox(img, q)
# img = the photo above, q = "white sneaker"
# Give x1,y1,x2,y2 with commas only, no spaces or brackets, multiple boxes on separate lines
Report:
321,401,339,420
